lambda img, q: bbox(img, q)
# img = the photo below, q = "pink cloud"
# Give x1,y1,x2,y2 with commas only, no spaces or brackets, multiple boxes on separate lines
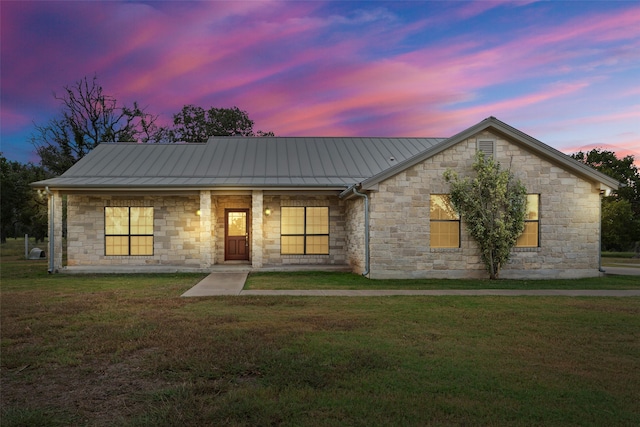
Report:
0,107,32,132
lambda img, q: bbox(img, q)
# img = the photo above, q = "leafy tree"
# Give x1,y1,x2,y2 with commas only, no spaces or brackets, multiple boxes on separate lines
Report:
0,154,49,243
572,149,640,251
444,152,527,279
601,199,638,251
168,104,272,142
571,149,639,204
30,75,160,175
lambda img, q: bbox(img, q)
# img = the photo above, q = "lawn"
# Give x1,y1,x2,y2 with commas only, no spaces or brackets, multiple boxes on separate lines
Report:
2,241,640,426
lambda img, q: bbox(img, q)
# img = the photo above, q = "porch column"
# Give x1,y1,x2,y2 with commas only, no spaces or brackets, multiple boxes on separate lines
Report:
251,190,264,268
199,190,212,269
53,191,63,271
49,190,63,272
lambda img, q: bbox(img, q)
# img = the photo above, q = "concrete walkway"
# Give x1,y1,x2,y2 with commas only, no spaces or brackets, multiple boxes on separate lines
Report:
181,272,248,296
182,272,640,297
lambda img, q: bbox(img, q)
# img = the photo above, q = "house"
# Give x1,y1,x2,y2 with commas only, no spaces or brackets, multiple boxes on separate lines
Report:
32,117,619,279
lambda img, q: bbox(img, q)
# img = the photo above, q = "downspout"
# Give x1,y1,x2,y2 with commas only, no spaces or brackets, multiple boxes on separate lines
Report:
350,186,370,277
45,186,54,273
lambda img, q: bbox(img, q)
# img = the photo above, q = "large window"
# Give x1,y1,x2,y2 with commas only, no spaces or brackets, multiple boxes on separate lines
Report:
516,195,539,247
430,195,460,248
281,207,329,255
105,207,154,255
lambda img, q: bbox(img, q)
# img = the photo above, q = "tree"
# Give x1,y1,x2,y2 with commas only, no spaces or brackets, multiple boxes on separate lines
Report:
0,154,49,243
601,199,638,251
30,75,160,175
571,149,639,204
444,152,527,279
572,149,640,251
168,104,272,142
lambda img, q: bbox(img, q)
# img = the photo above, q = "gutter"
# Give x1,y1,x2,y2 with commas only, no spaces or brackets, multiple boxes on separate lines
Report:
342,185,370,277
45,186,55,273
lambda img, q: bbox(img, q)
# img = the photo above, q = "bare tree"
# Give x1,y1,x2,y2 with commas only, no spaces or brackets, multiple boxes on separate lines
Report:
31,75,160,175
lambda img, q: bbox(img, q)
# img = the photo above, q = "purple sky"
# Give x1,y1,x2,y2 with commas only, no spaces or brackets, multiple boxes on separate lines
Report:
2,1,639,165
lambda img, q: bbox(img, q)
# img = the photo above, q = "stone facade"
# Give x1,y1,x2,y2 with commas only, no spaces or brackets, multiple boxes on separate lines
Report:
262,194,347,266
63,192,349,269
367,130,603,279
345,196,366,274
66,194,201,267
56,129,605,278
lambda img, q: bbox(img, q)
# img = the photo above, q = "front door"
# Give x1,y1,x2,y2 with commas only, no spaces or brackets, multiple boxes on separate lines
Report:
225,209,249,261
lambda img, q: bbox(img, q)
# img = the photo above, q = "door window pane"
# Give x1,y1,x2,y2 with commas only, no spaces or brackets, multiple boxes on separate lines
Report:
228,212,247,236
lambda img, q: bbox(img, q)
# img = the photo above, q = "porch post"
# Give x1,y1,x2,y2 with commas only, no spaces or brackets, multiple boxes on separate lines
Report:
251,190,264,268
199,190,212,269
52,190,63,272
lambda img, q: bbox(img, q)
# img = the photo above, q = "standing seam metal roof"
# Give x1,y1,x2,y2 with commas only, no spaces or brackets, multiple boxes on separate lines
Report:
35,137,446,188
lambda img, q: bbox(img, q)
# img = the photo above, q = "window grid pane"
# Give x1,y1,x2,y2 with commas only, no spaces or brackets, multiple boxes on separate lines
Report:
105,207,129,234
430,195,459,220
131,207,154,234
430,221,460,248
281,207,305,234
516,222,539,247
281,236,304,254
130,236,153,255
306,235,329,254
105,236,129,256
525,195,539,220
306,207,329,234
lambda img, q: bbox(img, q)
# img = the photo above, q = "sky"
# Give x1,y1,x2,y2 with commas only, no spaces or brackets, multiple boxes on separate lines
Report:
1,0,639,166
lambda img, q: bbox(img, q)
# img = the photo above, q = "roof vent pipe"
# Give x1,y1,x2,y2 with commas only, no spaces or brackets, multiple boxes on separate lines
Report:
349,186,370,278
45,186,54,273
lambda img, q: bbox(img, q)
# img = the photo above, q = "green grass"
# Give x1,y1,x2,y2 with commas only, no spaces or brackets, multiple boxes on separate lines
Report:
245,270,640,290
2,239,640,425
602,251,639,259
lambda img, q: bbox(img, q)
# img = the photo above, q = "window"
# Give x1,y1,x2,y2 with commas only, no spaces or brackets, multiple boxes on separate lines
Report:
105,207,154,255
516,195,539,247
430,195,460,248
281,206,329,254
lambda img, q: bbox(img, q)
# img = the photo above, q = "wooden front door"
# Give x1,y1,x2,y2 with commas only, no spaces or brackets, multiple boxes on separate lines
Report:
225,209,249,261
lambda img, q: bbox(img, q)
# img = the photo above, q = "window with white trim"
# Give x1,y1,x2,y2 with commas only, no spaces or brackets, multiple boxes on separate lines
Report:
105,207,154,255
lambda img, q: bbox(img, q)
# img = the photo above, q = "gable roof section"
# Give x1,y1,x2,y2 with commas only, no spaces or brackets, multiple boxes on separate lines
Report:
32,136,445,190
353,116,620,192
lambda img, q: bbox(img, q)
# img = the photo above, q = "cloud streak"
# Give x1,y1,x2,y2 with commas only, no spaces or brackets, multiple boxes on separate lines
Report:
1,1,638,165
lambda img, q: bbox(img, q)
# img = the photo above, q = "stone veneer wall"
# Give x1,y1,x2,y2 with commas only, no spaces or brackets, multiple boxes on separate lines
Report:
262,195,347,266
66,194,201,266
345,197,366,274
368,130,603,279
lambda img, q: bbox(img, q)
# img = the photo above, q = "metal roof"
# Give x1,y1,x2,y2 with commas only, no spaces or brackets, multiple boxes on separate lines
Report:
32,117,619,192
33,136,446,189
